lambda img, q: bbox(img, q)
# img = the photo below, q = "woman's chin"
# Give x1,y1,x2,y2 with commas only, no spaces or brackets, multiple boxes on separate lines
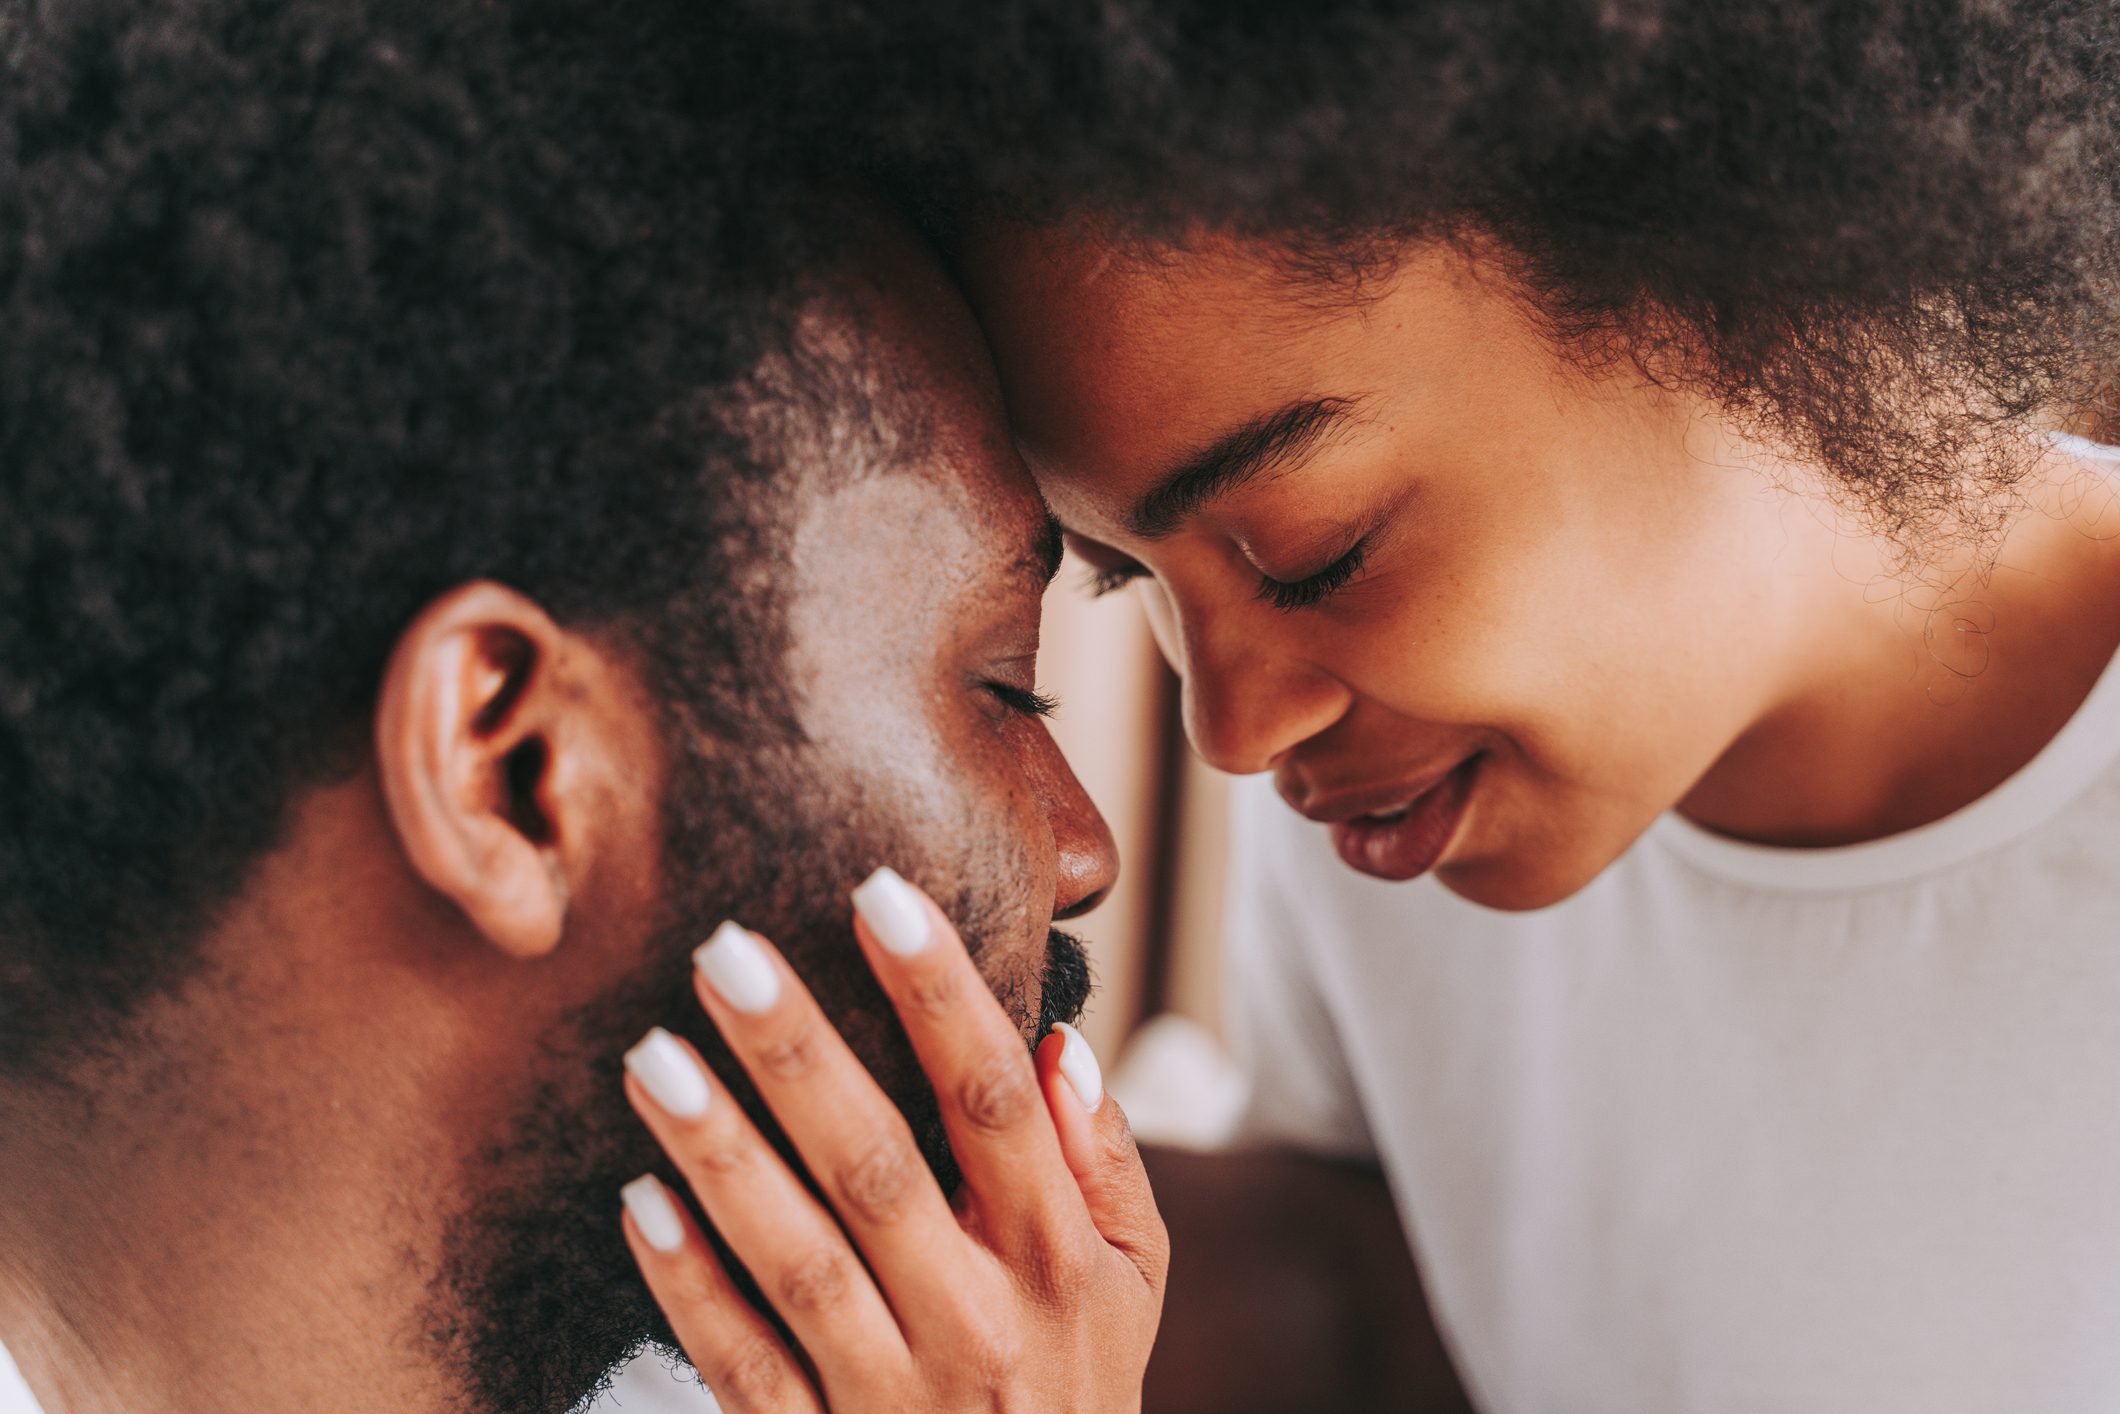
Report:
1431,825,1630,913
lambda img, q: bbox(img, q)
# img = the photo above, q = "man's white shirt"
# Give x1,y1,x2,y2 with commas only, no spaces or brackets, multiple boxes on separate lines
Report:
0,1340,39,1414
0,1340,716,1413
589,1349,720,1411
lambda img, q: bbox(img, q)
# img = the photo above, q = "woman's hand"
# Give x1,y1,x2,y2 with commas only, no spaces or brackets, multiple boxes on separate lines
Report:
617,866,1168,1412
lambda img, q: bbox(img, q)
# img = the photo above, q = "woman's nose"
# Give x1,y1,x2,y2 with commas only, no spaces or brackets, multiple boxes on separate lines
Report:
1155,592,1351,777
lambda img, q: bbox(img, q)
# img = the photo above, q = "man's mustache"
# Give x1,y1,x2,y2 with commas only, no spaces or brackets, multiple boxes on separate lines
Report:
1038,928,1094,1038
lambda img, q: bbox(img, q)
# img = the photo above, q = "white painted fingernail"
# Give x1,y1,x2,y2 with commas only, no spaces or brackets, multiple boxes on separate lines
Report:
694,921,781,1014
622,1174,687,1253
1052,1021,1104,1112
853,866,932,957
624,1027,712,1119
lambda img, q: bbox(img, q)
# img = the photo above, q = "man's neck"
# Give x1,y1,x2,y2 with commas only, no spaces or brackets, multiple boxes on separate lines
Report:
0,924,497,1414
0,767,667,1414
0,1256,109,1414
1,1067,476,1414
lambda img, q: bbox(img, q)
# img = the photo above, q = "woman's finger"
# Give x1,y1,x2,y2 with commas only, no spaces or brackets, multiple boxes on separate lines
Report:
849,868,1098,1259
619,1173,825,1414
1036,1024,1171,1294
679,922,993,1335
621,1022,910,1396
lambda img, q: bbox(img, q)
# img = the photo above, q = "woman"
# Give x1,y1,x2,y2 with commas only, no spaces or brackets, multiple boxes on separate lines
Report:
621,3,2120,1410
955,239,2120,1410
937,3,2120,1408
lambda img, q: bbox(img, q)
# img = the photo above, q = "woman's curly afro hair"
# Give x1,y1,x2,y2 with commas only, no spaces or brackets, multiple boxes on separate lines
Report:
797,0,2120,533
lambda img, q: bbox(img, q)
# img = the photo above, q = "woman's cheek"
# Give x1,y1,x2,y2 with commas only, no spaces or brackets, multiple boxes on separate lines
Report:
1137,579,1183,676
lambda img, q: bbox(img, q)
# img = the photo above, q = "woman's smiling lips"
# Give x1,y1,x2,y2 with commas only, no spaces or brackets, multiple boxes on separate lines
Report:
1282,755,1484,881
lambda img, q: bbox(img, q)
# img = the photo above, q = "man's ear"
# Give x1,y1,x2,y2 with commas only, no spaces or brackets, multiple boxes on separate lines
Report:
375,581,625,958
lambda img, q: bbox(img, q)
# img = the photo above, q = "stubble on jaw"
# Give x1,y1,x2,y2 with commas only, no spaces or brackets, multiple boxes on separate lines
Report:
428,741,1090,1414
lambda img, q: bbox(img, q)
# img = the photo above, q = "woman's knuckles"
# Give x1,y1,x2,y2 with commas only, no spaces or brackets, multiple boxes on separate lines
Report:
879,1275,1158,1411
1089,1101,1144,1172
957,1050,1039,1133
832,1132,919,1226
773,1244,857,1317
710,1336,796,1410
674,1120,755,1179
1010,1224,1103,1306
898,962,962,1019
750,1021,825,1082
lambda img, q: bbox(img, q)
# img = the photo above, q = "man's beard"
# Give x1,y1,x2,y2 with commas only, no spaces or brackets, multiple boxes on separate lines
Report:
434,738,1095,1414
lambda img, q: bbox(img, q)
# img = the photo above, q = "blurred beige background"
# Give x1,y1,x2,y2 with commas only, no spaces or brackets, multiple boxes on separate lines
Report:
1036,556,1230,1060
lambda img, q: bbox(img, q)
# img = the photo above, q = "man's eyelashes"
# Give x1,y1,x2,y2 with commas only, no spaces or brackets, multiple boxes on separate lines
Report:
987,682,1062,719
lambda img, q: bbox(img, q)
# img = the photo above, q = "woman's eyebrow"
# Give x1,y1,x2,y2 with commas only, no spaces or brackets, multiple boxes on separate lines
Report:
1129,395,1363,540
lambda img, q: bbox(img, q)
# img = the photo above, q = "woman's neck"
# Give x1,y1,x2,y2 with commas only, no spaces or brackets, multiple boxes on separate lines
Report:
1681,442,2120,848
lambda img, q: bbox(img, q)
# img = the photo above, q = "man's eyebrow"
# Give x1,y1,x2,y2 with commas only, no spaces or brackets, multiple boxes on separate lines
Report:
1009,512,1067,589
1130,396,1363,540
1034,512,1065,585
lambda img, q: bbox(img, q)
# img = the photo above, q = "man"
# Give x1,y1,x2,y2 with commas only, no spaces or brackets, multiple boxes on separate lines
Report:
0,1,1143,1409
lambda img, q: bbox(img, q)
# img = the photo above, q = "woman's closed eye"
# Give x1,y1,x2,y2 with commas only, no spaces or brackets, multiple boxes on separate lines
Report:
1074,530,1377,612
1254,530,1373,612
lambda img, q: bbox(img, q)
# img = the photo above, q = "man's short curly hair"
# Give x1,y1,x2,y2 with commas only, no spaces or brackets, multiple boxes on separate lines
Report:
802,0,2120,533
0,0,850,1071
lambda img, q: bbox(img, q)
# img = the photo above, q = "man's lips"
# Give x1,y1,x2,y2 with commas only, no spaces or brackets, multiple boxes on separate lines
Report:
1285,755,1484,882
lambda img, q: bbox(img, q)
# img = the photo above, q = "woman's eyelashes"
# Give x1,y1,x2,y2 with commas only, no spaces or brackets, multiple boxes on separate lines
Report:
1255,530,1373,612
1072,525,1379,610
1084,560,1148,598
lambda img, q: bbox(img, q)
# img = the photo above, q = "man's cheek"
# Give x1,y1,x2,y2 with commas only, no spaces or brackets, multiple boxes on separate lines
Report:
981,964,1045,1042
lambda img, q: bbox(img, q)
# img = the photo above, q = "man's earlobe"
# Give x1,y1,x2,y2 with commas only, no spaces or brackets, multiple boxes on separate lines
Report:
374,581,578,958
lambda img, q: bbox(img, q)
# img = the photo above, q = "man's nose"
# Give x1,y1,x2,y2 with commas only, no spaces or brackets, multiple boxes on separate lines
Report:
1039,743,1119,921
1165,600,1351,777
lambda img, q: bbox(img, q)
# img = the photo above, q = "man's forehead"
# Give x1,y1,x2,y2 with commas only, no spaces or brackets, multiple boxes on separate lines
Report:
835,335,1054,593
766,214,1058,602
941,419,1061,596
785,446,1051,616
887,441,1057,594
